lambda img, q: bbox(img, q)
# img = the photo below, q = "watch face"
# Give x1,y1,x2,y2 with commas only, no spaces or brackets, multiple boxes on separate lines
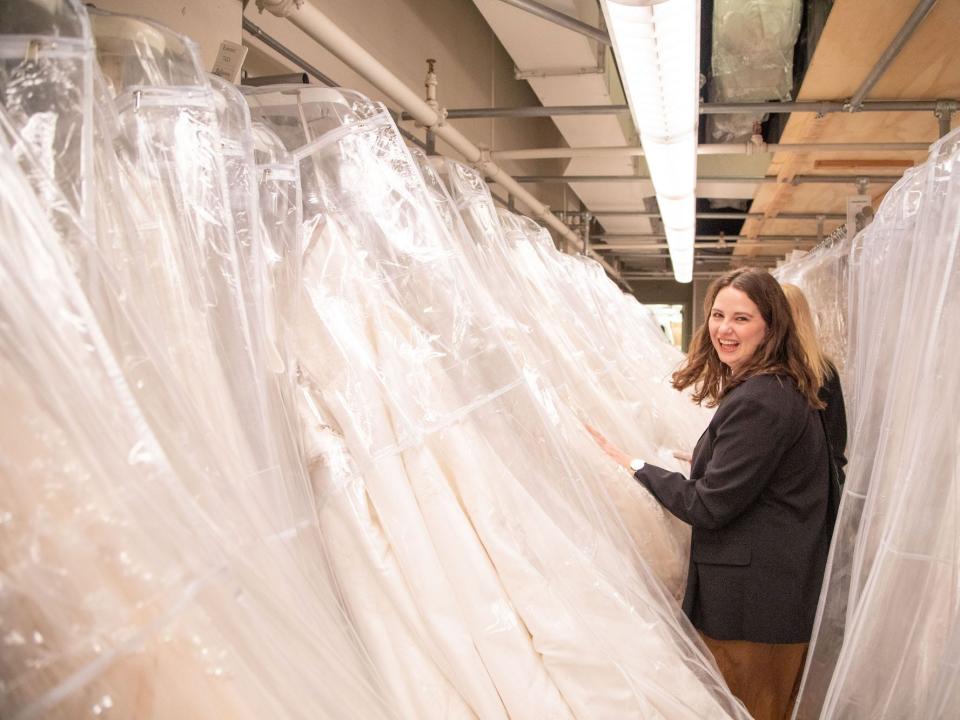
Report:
630,459,644,472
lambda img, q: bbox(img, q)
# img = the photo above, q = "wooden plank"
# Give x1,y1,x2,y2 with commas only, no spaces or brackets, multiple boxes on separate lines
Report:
736,0,960,256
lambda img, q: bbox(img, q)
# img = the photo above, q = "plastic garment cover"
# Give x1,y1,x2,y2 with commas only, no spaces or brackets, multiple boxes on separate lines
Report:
0,0,94,254
422,152,703,596
775,234,852,379
1,3,395,718
778,130,960,718
708,0,802,143
245,84,748,719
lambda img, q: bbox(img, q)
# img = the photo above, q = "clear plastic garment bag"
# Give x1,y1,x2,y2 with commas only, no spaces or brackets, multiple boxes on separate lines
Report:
0,3,395,718
780,129,960,718
424,153,697,597
245,84,749,719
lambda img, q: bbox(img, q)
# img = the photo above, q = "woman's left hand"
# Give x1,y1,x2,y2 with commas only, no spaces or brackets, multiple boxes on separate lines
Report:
585,423,633,471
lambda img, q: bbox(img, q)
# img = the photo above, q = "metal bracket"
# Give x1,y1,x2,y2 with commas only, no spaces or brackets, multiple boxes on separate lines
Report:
934,99,957,138
473,147,495,175
256,0,304,18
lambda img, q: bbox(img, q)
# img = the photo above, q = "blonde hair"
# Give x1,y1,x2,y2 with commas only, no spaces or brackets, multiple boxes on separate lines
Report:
780,283,830,386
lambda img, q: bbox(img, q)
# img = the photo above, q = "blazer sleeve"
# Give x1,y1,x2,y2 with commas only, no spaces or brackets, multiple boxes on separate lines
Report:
635,390,797,530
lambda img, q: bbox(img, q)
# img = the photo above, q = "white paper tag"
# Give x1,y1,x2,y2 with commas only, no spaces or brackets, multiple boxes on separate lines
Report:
211,40,248,84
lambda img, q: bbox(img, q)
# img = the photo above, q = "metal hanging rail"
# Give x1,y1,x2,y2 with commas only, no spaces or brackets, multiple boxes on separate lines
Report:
491,141,931,160
253,1,634,290
242,16,427,150
848,0,939,111
554,210,845,221
399,99,959,121
242,16,338,87
590,236,821,247
507,174,902,185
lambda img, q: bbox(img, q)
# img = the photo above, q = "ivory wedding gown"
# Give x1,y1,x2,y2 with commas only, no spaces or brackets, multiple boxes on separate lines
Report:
246,84,747,719
3,2,750,717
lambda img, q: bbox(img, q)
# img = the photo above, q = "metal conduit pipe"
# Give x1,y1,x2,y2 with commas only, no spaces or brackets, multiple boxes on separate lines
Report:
626,272,769,279
848,0,939,111
491,0,610,45
242,72,310,86
242,16,338,87
556,210,845,220
242,17,426,150
509,175,902,185
591,235,820,244
399,100,959,121
491,141,931,160
619,255,787,261
253,1,634,288
591,242,814,251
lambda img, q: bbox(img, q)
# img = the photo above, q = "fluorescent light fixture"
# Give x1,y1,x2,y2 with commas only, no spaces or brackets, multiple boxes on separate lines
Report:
601,0,700,283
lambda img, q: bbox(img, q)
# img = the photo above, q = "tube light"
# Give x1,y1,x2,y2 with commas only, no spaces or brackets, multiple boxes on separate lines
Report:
601,0,700,283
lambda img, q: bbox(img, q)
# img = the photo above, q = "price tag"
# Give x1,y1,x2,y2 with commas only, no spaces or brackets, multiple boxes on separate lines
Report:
211,40,248,84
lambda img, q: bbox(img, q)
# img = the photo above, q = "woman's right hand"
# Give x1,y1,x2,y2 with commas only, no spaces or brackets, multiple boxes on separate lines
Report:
585,423,633,471
672,450,692,463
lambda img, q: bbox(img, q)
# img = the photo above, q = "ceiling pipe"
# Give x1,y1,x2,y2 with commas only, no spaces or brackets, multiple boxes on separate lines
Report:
242,72,309,86
848,0,939,111
253,0,632,290
507,174,901,185
491,0,610,46
591,241,813,251
591,235,819,245
619,255,787,261
399,99,959,121
491,141,930,160
242,16,338,87
556,210,845,220
242,16,425,150
624,271,768,279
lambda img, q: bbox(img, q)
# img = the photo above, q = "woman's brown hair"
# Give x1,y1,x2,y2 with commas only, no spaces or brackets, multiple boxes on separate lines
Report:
672,267,824,408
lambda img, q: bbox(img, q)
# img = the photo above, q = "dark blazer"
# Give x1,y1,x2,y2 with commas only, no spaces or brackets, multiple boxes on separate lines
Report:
635,374,832,644
820,362,847,487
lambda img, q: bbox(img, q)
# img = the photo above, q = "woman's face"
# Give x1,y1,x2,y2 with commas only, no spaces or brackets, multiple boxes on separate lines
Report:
709,286,767,373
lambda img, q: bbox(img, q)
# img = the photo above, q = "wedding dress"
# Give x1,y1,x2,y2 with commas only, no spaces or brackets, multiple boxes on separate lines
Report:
779,130,960,718
1,3,396,718
246,84,748,719
420,154,707,595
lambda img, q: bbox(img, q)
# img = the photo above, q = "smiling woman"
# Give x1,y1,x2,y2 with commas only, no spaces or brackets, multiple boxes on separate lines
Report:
590,267,836,720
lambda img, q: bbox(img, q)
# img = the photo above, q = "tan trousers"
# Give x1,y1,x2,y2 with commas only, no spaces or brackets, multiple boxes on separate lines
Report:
701,633,808,720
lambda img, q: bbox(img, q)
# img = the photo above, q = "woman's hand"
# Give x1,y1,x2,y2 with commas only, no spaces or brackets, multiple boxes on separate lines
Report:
672,450,692,463
585,423,633,471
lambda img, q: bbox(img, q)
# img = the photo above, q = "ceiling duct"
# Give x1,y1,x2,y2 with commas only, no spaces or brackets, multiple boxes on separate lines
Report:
708,0,803,144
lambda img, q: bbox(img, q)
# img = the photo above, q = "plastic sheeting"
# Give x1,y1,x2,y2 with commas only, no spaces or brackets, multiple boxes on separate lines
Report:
2,2,752,718
777,130,960,718
709,0,802,143
0,3,397,718
425,152,706,596
244,84,747,718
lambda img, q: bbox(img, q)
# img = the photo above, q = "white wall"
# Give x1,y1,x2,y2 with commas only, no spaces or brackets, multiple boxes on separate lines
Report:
91,0,243,69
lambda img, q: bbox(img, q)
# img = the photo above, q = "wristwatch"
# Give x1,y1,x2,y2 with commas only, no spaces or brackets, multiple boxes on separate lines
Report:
629,458,645,473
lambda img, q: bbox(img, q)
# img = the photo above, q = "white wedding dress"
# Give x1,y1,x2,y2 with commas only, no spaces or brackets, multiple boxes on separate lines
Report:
3,3,749,717
246,84,747,718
